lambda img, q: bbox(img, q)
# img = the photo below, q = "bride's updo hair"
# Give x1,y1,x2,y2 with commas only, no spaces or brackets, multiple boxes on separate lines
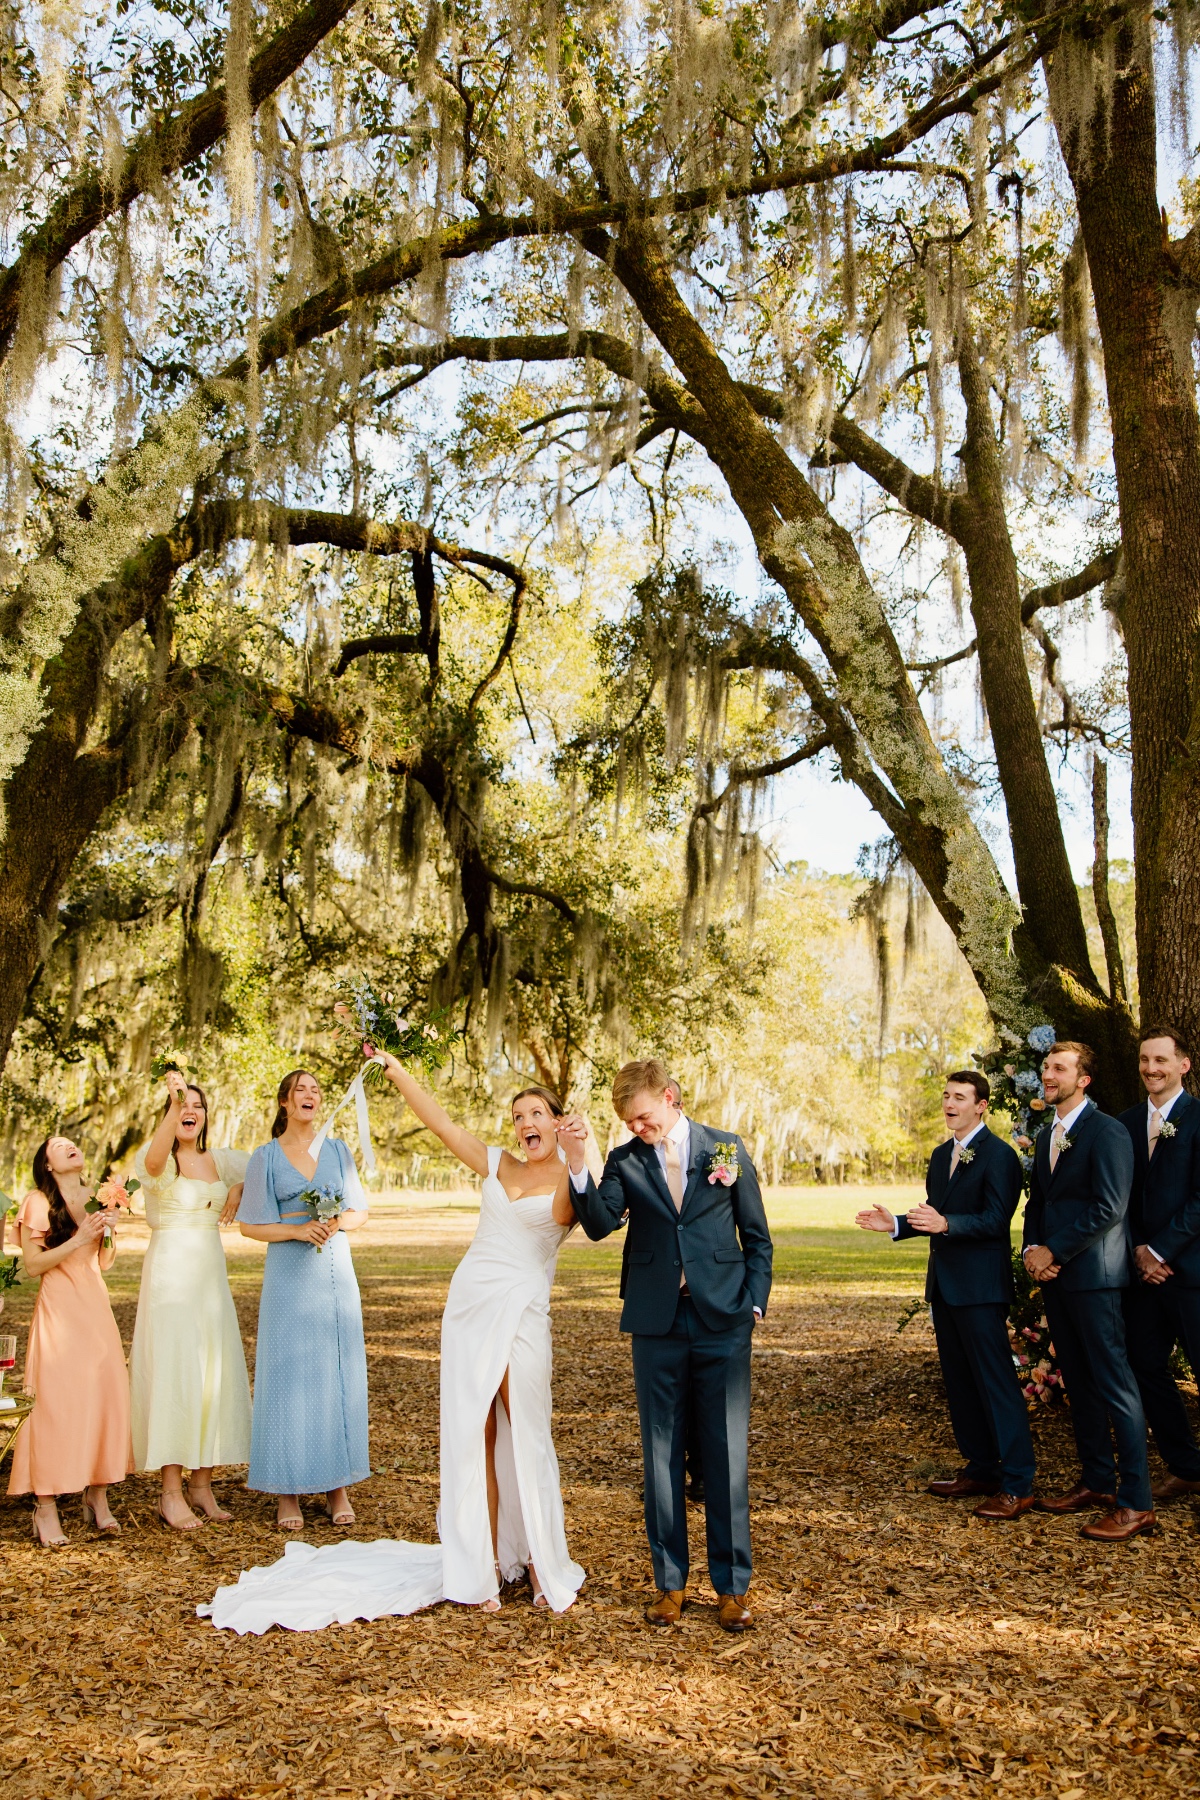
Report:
272,1068,320,1138
511,1085,564,1119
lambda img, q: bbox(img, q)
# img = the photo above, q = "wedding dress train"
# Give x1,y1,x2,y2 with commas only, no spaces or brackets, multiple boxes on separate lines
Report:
199,1148,585,1632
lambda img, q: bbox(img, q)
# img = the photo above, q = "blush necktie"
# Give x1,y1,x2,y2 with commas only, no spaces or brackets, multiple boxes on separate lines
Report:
1149,1108,1163,1159
949,1139,961,1176
664,1136,685,1211
1049,1122,1065,1171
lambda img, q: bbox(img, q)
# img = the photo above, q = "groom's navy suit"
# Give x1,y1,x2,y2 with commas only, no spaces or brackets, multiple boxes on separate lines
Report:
896,1127,1033,1494
1119,1090,1200,1482
571,1121,772,1597
1022,1099,1151,1509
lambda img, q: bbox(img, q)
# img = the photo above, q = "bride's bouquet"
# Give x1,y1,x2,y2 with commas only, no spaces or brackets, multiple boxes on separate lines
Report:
333,978,461,1080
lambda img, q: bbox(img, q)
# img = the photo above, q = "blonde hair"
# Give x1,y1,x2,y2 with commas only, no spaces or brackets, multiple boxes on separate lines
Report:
612,1058,672,1119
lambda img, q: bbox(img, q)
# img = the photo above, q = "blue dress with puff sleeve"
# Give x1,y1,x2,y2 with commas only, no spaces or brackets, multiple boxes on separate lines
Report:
240,1137,371,1494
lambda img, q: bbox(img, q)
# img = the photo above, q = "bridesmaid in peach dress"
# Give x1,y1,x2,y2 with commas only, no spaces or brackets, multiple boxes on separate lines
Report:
8,1136,133,1546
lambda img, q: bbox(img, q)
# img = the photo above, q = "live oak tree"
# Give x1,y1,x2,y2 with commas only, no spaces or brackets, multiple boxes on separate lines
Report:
1,0,1196,1109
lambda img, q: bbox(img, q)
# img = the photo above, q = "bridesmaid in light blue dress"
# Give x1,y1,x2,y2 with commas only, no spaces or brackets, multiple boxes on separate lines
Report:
239,1069,370,1530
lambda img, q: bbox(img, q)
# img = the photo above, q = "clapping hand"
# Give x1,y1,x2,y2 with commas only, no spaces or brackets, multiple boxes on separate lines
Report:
906,1203,948,1236
856,1203,897,1233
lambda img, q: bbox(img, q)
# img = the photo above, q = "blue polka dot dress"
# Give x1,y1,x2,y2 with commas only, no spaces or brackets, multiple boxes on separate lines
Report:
241,1138,371,1494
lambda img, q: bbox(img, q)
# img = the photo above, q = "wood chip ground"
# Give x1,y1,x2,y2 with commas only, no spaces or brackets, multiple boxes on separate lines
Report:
1,1203,1197,1798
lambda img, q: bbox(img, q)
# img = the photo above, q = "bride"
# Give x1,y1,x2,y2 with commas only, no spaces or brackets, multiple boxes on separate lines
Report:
200,1059,589,1633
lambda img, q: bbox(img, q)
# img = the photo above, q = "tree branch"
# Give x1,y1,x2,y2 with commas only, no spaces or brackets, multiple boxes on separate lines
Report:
693,733,835,823
0,0,359,363
906,544,1122,673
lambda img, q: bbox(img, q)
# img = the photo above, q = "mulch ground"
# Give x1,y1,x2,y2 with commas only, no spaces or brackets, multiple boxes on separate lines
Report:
1,1225,1199,1799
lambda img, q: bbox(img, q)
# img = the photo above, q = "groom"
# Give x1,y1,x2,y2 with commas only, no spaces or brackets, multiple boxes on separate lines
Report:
561,1059,772,1631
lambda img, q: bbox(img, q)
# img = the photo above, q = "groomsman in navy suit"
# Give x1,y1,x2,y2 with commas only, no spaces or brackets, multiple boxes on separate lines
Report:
858,1071,1034,1517
1023,1041,1153,1541
1118,1026,1200,1504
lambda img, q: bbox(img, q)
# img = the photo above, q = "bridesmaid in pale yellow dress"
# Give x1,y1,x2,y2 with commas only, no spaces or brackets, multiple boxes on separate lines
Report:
9,1136,133,1546
131,1072,252,1529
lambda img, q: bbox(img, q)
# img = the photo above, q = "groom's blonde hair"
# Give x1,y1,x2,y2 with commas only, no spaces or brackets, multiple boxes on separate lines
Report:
612,1058,672,1118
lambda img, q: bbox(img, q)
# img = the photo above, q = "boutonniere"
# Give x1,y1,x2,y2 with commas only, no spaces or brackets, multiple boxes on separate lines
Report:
1058,1134,1075,1153
707,1141,740,1186
1160,1120,1177,1140
956,1145,976,1166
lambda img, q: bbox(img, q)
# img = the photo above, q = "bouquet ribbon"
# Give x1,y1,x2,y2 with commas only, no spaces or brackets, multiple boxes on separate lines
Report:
308,1055,387,1176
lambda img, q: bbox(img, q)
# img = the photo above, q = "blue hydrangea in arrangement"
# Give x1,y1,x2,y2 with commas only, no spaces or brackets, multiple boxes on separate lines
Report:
976,1022,1058,1176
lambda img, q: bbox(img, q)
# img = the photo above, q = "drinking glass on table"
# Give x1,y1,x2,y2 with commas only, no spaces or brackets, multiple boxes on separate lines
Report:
0,1333,17,1409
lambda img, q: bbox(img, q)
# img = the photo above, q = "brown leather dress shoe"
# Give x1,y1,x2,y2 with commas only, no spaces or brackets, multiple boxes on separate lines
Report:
927,1472,1002,1499
1080,1506,1157,1543
1037,1484,1117,1514
644,1589,685,1626
1152,1473,1200,1503
717,1594,753,1632
973,1492,1037,1520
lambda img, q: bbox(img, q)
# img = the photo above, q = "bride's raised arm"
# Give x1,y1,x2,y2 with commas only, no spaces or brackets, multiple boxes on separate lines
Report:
369,1048,489,1178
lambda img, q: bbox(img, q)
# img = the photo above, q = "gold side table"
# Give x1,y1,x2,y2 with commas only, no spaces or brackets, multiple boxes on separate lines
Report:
0,1395,34,1473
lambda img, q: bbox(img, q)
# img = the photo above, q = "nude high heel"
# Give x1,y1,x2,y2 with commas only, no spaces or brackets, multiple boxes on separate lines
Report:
32,1501,67,1548
82,1489,121,1535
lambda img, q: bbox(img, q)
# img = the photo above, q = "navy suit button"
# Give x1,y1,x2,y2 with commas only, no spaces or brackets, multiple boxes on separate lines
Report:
673,1260,681,1268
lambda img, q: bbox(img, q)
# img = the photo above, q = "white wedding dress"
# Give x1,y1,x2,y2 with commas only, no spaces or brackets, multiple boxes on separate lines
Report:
199,1148,585,1633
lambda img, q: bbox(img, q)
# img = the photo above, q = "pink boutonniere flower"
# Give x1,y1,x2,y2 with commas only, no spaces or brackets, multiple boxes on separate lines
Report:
707,1142,740,1186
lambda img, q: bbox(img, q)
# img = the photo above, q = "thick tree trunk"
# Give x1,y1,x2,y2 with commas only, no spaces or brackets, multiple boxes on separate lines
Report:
1045,15,1200,1054
954,330,1097,982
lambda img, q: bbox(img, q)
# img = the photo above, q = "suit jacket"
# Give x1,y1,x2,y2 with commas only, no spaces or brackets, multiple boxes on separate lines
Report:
1022,1099,1134,1291
571,1122,773,1335
1119,1091,1200,1284
896,1126,1023,1306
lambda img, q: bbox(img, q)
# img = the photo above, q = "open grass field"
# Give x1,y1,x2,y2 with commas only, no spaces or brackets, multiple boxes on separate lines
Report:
1,1187,1198,1799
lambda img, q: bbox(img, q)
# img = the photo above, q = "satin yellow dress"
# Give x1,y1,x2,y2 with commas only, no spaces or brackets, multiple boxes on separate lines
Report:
129,1146,252,1472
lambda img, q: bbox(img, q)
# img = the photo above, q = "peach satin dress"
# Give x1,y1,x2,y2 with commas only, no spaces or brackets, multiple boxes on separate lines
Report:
7,1192,133,1496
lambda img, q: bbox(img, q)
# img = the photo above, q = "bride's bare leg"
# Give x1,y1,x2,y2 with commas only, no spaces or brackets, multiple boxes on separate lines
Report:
490,1372,546,1606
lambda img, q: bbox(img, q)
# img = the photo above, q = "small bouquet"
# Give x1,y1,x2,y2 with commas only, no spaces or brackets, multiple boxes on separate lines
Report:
976,1022,1058,1179
150,1053,190,1083
297,1184,342,1252
85,1176,141,1247
333,979,461,1081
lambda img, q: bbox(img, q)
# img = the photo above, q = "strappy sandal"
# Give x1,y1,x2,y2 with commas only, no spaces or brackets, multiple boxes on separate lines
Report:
321,1500,355,1526
276,1502,305,1531
156,1488,200,1531
32,1501,67,1548
83,1489,121,1535
529,1558,550,1608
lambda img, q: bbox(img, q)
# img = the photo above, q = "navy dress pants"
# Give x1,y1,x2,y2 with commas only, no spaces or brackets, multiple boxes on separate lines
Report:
1124,1280,1200,1482
1043,1286,1151,1510
929,1293,1036,1495
630,1297,753,1596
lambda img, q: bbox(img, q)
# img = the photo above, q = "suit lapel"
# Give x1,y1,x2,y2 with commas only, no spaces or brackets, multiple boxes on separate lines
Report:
679,1123,710,1214
1149,1091,1194,1176
1048,1099,1095,1181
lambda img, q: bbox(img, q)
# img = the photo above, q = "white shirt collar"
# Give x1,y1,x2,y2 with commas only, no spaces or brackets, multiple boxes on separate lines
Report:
951,1120,987,1147
1054,1096,1091,1136
1148,1089,1185,1121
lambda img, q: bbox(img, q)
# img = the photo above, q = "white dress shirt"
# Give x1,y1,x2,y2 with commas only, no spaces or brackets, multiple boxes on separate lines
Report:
1025,1097,1091,1260
1145,1087,1185,1261
892,1119,987,1237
